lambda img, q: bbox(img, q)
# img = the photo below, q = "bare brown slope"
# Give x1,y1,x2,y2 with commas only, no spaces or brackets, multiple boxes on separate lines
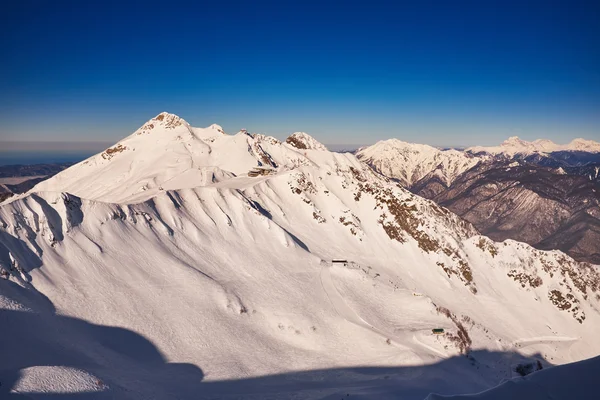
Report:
414,161,600,264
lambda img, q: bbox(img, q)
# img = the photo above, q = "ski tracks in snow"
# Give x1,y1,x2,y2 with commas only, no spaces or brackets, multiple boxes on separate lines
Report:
319,262,431,374
319,262,387,339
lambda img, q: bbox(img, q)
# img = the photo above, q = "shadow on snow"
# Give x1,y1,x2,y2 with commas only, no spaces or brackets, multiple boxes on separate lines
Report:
0,279,556,400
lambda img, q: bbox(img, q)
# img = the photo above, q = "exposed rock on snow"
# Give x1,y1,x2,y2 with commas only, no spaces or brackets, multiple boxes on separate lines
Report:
135,111,189,135
2,113,600,399
357,137,600,264
417,161,600,264
285,132,328,151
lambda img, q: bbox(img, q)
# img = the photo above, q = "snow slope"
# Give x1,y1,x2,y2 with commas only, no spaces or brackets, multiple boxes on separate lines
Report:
2,113,600,399
356,139,482,187
467,136,600,156
31,112,305,204
355,136,600,192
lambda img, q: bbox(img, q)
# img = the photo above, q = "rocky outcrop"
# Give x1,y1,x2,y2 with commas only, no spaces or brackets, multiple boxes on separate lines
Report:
285,132,328,151
416,161,600,264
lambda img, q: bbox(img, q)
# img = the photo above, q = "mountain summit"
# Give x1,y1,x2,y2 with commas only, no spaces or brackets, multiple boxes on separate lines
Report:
2,113,600,398
285,132,328,151
135,111,190,134
31,113,313,203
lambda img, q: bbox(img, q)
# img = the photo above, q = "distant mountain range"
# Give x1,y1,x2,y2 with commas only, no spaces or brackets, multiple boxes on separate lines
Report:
0,163,72,202
2,113,599,397
357,137,600,263
426,161,600,264
356,139,481,187
466,136,600,156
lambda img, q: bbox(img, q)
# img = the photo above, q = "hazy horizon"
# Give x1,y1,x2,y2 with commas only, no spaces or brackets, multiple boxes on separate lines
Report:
1,125,598,160
2,2,599,146
1,134,598,151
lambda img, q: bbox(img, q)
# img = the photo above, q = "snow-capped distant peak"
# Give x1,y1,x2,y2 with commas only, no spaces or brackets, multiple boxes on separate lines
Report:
467,136,600,155
208,123,225,134
568,138,600,151
362,138,439,154
502,136,530,147
285,132,328,151
356,138,482,187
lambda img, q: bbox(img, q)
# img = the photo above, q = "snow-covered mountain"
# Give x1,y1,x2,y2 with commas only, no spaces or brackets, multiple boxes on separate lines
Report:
2,113,600,398
420,160,600,264
467,136,600,157
355,136,600,196
355,139,483,187
355,136,600,263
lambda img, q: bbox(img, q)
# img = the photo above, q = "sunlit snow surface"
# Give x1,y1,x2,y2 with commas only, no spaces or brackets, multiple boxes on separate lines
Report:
1,113,599,399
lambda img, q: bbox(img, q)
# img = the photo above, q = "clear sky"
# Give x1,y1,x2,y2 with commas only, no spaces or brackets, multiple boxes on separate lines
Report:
1,0,599,147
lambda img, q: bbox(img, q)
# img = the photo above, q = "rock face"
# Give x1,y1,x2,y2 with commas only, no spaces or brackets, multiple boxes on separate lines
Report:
285,132,328,151
1,115,600,398
414,161,600,264
356,137,600,264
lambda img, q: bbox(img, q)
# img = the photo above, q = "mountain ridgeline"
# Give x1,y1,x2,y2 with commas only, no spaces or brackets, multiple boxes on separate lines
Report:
1,113,599,398
357,137,600,264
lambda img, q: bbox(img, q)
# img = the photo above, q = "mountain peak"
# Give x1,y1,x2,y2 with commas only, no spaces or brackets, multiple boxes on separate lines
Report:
135,112,189,135
208,124,225,134
469,136,600,155
568,138,600,152
153,111,186,125
356,138,482,187
285,132,328,151
372,138,439,153
501,136,531,147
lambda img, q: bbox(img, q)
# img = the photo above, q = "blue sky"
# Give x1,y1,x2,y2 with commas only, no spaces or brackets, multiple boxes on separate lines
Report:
1,0,599,147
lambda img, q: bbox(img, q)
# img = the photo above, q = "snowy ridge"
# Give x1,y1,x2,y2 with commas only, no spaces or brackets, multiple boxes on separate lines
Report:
356,138,483,187
467,136,600,156
30,112,305,204
285,131,329,151
2,113,600,398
